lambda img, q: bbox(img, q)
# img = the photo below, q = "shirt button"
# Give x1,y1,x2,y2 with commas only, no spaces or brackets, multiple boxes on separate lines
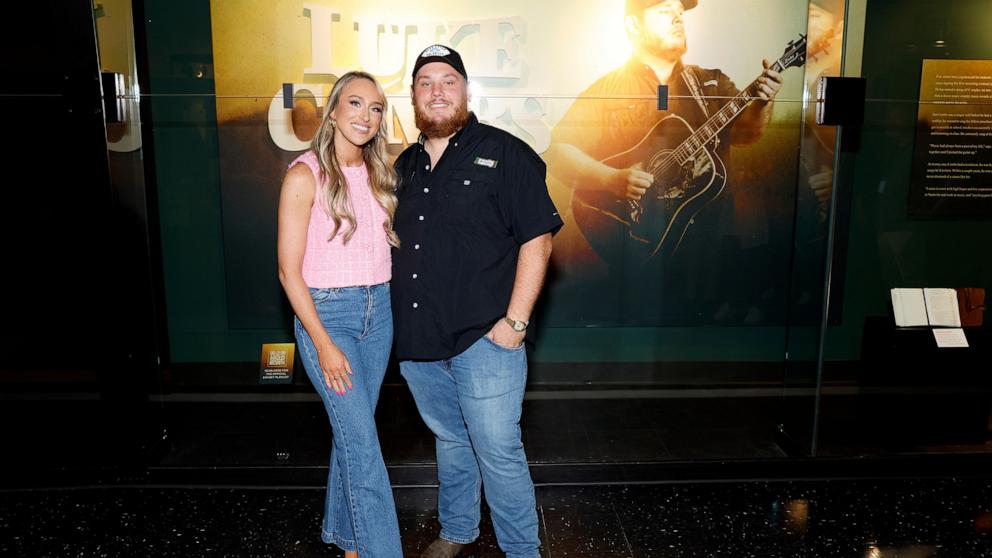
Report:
423,188,429,193
412,302,419,308
454,142,458,146
415,244,420,250
412,273,418,279
418,215,424,221
464,179,471,185
424,164,430,170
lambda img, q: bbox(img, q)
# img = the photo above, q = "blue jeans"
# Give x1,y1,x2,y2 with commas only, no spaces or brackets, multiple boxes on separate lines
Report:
295,283,402,557
400,336,540,558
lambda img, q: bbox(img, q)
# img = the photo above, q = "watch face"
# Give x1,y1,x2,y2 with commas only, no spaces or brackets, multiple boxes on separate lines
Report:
506,317,527,331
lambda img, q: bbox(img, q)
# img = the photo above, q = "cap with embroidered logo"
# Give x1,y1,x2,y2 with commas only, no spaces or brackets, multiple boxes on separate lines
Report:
412,44,467,81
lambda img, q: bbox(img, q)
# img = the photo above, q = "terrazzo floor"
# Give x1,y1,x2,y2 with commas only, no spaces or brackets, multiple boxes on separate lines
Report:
2,478,990,557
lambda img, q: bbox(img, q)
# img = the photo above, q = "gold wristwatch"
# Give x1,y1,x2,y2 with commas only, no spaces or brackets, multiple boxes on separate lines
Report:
504,316,528,332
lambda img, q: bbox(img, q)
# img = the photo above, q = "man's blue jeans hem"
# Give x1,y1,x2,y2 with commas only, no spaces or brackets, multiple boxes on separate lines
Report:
439,530,478,545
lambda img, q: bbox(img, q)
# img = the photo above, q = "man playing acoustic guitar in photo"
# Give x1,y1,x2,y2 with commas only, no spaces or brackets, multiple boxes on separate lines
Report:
545,0,787,323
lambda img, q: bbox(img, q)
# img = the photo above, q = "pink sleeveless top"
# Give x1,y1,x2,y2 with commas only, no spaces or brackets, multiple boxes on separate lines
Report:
291,151,392,288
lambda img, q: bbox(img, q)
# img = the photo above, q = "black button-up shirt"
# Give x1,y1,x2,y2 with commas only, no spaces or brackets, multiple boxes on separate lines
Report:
392,113,563,361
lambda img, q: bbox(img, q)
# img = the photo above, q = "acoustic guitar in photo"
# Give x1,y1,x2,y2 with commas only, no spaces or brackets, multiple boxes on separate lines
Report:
573,35,811,265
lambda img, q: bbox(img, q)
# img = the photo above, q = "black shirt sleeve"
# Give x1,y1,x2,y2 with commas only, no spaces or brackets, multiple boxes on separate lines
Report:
496,139,564,245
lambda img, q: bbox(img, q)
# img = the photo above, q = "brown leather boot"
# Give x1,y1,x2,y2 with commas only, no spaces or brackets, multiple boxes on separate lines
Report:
419,538,480,558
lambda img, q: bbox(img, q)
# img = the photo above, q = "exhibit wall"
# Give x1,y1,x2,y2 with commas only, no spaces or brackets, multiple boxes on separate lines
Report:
140,0,827,379
823,0,992,363
133,0,991,386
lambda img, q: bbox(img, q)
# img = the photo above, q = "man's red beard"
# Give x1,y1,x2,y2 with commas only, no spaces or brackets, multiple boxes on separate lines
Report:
415,100,471,139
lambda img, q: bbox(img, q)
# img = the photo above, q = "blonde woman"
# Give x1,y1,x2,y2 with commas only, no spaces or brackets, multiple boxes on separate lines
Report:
278,71,402,557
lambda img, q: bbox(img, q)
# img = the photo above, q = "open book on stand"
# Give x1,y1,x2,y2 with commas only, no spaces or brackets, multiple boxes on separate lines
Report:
890,288,961,327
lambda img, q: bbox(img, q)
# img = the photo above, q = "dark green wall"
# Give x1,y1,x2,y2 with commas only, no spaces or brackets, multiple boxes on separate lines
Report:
144,1,287,362
824,0,992,360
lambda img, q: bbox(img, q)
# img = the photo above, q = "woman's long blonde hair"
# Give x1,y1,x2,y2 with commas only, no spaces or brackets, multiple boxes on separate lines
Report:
311,71,400,247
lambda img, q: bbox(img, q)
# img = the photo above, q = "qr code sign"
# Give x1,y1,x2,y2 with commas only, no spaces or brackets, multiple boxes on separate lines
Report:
267,350,288,367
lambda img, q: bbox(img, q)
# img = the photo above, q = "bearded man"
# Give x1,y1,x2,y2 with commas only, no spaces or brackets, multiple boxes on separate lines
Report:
391,44,563,558
545,0,784,323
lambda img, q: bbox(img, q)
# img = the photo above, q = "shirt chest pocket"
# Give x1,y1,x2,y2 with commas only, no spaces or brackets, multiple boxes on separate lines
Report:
444,168,497,222
605,102,651,130
604,103,657,149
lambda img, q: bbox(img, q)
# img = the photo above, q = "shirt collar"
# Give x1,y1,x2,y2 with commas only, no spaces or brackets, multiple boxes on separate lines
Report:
625,57,685,85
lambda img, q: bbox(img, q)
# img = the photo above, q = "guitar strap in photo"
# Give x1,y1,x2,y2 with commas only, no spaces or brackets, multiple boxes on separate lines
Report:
681,66,719,153
680,66,710,118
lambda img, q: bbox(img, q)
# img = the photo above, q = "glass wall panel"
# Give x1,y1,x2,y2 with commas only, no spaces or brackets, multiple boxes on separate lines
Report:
815,0,992,456
133,0,837,467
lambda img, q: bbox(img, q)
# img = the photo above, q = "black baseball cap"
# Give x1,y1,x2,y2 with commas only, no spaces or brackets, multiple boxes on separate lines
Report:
625,0,698,13
411,44,468,81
